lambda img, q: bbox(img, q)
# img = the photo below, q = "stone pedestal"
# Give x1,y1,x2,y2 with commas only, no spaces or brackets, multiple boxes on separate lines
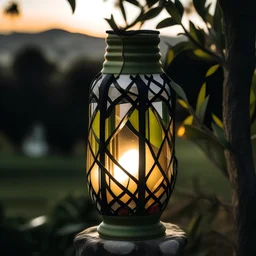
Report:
74,222,187,256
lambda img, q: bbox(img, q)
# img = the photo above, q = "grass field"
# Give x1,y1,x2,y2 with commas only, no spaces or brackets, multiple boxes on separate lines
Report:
0,138,231,218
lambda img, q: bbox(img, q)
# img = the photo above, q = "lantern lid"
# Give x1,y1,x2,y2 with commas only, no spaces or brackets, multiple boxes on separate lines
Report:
102,29,163,75
106,30,160,35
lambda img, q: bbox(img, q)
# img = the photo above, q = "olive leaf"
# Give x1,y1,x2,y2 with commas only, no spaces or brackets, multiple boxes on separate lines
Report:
156,17,178,29
196,83,206,115
197,95,209,123
66,0,76,13
212,122,232,150
187,214,203,240
193,49,215,61
165,41,195,66
175,0,184,18
189,21,205,45
183,115,194,125
140,7,163,21
166,49,175,66
183,125,228,178
205,64,220,77
165,1,181,23
178,99,189,109
206,13,214,27
146,0,158,8
170,81,189,103
213,2,224,49
193,0,207,21
105,15,119,30
212,114,223,129
250,88,256,118
119,0,127,23
187,203,219,242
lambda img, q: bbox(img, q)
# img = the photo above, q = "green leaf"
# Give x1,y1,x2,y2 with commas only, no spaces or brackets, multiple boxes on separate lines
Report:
183,125,228,178
66,0,76,13
250,70,256,122
212,114,223,129
105,15,119,30
205,3,212,17
189,21,205,45
178,99,189,109
212,122,231,150
175,0,184,18
251,120,256,137
193,0,206,20
165,1,181,23
187,214,203,239
165,41,195,66
252,69,256,87
183,115,193,125
205,64,220,77
196,82,206,114
197,95,209,123
250,89,256,119
156,17,178,29
193,49,215,61
213,2,224,49
146,0,158,8
125,0,140,7
166,48,175,65
188,204,219,240
170,81,188,103
140,7,163,21
119,0,127,23
183,125,206,140
205,3,211,11
206,13,214,27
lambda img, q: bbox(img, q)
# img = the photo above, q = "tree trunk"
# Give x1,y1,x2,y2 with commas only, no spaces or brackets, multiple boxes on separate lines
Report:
219,0,256,255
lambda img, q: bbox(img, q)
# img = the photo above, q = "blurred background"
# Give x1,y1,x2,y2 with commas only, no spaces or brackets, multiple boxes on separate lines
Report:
0,0,231,255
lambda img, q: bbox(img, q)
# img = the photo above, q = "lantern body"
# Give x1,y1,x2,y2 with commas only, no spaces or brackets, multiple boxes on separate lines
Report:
86,31,177,240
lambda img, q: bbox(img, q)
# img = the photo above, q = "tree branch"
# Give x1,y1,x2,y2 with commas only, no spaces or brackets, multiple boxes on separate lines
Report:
180,24,227,68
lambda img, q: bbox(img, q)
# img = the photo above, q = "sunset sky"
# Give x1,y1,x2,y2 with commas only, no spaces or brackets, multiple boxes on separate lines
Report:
0,0,215,38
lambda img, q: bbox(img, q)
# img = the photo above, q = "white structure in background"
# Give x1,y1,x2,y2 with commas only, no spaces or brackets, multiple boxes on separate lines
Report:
22,122,48,157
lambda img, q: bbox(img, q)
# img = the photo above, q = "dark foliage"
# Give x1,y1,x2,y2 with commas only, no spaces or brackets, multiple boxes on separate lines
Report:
3,2,20,17
0,47,100,154
166,50,224,128
0,196,100,256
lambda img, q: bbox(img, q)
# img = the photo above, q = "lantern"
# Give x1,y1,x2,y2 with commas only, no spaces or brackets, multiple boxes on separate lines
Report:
86,30,177,240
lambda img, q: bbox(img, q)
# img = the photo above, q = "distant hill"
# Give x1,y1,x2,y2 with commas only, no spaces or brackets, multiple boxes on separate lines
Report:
0,29,181,70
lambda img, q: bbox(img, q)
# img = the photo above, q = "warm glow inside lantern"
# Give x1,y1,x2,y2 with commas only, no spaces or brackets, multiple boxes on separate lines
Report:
86,30,177,240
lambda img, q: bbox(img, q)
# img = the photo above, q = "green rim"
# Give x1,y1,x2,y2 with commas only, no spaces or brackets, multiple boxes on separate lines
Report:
102,30,163,75
97,215,166,240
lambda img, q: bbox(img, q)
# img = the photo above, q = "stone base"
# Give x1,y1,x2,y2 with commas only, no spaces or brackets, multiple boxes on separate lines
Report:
74,222,187,256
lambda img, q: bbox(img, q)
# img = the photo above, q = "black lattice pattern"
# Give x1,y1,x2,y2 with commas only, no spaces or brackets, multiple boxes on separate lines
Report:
86,73,177,216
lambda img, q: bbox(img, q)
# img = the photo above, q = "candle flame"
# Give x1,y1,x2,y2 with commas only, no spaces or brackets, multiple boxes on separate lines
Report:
114,149,138,183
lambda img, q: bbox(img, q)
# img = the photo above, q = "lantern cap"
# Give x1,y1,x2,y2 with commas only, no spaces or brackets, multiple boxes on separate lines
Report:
106,30,160,35
102,29,162,74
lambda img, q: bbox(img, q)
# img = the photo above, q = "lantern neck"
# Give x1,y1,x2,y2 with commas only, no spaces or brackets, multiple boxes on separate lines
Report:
97,214,166,240
102,30,163,75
